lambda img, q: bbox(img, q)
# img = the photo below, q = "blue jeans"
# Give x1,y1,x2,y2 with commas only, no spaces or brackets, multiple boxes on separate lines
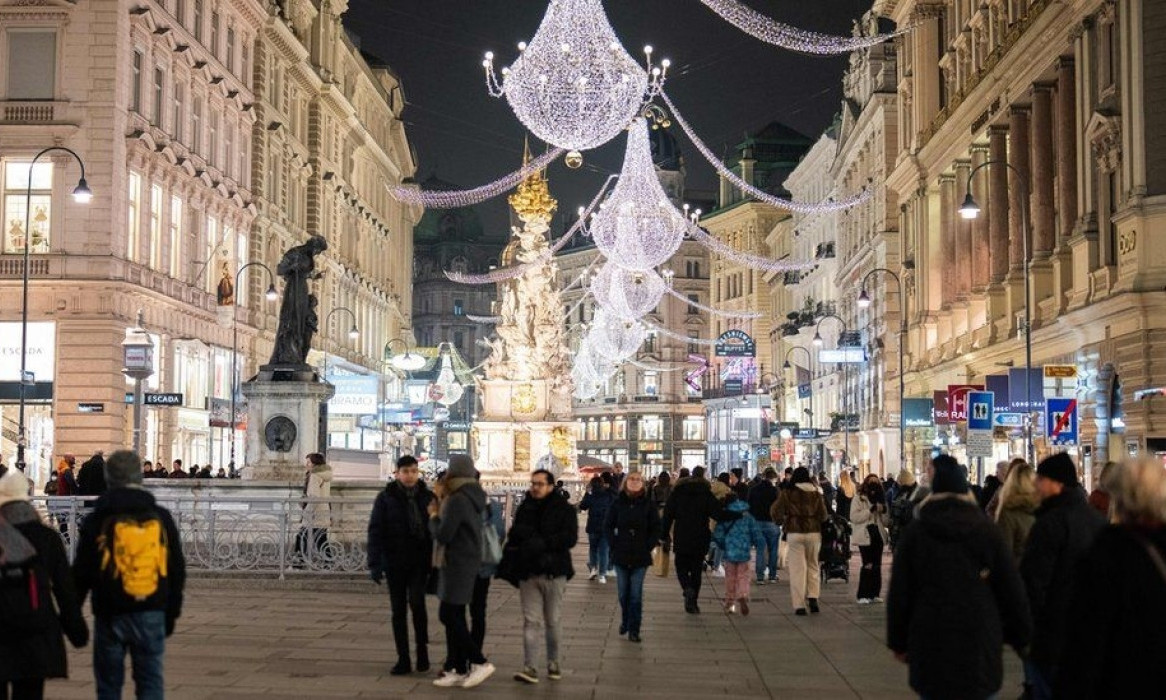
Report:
755,521,780,580
587,532,610,573
615,566,647,635
1024,659,1053,700
94,610,166,700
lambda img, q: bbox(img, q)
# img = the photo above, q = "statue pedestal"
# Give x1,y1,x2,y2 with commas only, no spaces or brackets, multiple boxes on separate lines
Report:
474,419,577,481
240,378,335,481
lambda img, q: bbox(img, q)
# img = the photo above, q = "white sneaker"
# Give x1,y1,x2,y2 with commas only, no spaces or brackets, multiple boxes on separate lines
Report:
587,568,598,580
461,662,495,688
713,566,725,578
871,597,884,603
598,574,607,584
433,671,467,687
857,598,872,605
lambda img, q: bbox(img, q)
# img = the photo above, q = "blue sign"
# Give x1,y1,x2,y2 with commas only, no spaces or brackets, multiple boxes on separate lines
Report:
1009,368,1045,412
985,374,1010,409
797,383,812,399
1045,398,1078,445
967,391,994,432
994,412,1025,428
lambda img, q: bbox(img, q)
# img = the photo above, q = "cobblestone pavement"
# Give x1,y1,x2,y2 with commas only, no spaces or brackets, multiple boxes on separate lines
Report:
52,535,1023,699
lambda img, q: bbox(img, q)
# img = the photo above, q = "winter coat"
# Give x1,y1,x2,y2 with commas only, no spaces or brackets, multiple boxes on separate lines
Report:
57,469,77,496
367,480,434,575
76,455,106,497
747,480,779,523
1086,489,1110,518
73,487,185,626
712,500,764,563
579,487,616,535
850,494,888,547
835,490,853,521
604,490,661,570
771,483,828,534
995,490,1039,566
1019,486,1105,674
651,482,672,510
887,494,1032,700
1055,525,1166,699
502,491,578,581
429,478,486,605
301,463,333,529
819,481,837,514
661,477,738,556
888,483,927,549
0,501,88,682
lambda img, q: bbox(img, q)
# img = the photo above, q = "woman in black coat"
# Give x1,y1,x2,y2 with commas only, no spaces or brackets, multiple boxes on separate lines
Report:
0,472,89,700
603,472,661,643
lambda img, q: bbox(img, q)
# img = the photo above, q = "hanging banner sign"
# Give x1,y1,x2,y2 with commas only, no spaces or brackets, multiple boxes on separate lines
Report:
714,329,756,357
903,398,935,427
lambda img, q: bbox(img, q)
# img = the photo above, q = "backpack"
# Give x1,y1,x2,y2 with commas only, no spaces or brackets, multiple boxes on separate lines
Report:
98,511,170,603
480,503,503,567
0,513,53,637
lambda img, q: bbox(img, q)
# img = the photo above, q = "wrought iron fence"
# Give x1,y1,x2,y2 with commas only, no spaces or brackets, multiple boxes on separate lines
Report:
32,491,523,579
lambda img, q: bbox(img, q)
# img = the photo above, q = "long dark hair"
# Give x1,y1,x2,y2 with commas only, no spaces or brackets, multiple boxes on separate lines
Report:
860,474,885,503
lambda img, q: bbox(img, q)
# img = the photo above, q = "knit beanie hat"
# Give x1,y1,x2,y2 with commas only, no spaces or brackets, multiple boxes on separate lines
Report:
792,466,812,484
930,454,969,494
0,470,31,506
104,450,144,488
1036,452,1078,487
447,454,478,479
897,468,917,487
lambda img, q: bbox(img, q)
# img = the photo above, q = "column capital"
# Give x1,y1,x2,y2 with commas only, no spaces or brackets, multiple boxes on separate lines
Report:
1009,104,1031,117
1030,81,1056,96
938,172,957,184
1056,55,1075,71
988,124,1010,136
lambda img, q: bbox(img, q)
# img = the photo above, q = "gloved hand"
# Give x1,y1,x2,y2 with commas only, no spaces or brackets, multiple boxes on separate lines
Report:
370,567,385,584
165,617,176,638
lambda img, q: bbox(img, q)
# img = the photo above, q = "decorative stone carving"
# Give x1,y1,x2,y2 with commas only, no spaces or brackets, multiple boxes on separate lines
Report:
1086,112,1122,174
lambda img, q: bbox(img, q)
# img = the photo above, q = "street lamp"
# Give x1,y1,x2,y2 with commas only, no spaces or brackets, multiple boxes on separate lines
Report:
857,267,907,475
319,306,360,453
783,346,815,469
122,312,154,456
229,262,278,470
958,159,1035,465
816,313,852,479
16,147,90,473
384,337,426,372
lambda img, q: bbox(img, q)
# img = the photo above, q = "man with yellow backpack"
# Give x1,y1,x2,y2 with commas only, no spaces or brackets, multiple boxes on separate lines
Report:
73,450,185,700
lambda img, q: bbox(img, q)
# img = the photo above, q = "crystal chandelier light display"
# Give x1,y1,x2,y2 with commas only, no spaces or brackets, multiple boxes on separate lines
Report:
431,351,465,406
588,309,647,361
484,0,668,152
590,262,666,321
589,119,687,271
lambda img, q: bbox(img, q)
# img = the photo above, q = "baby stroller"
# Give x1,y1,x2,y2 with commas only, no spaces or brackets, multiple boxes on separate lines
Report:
820,514,852,583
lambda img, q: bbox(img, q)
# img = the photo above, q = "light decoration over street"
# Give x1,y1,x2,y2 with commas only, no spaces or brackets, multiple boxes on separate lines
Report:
663,286,762,319
589,263,666,321
430,349,465,406
483,0,669,156
687,221,816,273
387,147,564,208
587,119,687,271
697,0,905,55
587,308,647,361
643,321,719,346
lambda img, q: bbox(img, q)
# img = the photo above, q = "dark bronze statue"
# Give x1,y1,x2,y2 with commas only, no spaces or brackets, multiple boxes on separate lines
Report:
266,235,327,369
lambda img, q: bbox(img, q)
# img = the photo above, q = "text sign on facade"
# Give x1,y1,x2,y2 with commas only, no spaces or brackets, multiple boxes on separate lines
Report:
817,347,866,364
946,385,984,422
714,329,756,357
903,398,935,427
1043,364,1078,379
144,393,183,406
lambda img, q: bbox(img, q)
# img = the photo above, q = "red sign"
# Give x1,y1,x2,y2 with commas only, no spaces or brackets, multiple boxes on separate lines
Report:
946,384,984,423
933,390,950,425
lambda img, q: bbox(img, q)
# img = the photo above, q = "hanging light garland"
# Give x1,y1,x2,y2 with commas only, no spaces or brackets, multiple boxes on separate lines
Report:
660,92,873,213
687,222,816,273
587,119,687,271
467,314,502,324
387,147,564,208
697,0,906,55
590,262,666,321
484,0,668,154
662,286,762,319
587,309,647,361
626,358,687,372
642,321,719,346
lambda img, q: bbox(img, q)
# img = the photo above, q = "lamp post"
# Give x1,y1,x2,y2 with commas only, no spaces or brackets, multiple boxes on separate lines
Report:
319,307,360,453
815,313,852,479
783,345,814,469
229,262,278,470
121,312,154,456
383,338,426,372
958,160,1035,465
16,147,91,472
857,268,906,475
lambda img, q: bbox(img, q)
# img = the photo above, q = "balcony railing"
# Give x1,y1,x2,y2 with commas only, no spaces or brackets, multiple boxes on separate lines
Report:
1,100,57,123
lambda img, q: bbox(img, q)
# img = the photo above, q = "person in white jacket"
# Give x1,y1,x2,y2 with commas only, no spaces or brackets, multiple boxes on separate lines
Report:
296,452,333,565
851,474,888,603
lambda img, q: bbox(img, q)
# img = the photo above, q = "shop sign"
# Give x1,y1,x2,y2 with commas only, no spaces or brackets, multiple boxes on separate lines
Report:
903,398,935,427
946,385,984,422
1008,368,1045,411
0,321,55,382
933,390,950,424
77,403,104,413
714,329,756,357
327,374,379,415
144,393,183,406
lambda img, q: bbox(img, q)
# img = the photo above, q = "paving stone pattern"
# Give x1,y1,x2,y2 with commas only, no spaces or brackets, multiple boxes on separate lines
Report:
53,523,1022,699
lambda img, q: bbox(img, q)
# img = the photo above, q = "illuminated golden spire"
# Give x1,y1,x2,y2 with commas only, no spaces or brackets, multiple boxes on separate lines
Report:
509,137,558,224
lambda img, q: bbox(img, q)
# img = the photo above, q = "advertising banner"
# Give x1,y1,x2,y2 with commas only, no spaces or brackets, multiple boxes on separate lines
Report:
327,374,379,415
903,398,935,427
1008,368,1045,412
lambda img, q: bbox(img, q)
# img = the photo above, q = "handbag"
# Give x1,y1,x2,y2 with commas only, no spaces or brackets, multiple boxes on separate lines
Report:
652,543,671,578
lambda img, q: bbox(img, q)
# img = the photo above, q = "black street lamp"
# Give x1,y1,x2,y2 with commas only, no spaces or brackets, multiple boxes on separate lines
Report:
16,147,91,473
958,159,1035,466
857,268,906,475
229,262,278,470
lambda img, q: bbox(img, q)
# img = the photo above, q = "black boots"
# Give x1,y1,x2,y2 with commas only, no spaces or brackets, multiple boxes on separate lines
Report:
390,660,411,676
391,647,429,676
808,598,820,614
683,587,699,614
416,647,430,673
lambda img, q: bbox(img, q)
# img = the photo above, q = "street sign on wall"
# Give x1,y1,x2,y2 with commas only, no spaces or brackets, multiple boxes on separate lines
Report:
967,391,995,432
714,330,756,357
1046,397,1078,445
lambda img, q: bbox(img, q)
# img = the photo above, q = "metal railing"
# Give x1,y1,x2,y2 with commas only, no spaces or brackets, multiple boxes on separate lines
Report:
32,491,524,579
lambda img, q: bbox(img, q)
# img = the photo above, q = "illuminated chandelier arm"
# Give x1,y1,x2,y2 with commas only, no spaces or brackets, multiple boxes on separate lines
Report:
660,92,872,213
643,321,719,346
387,147,565,209
697,0,907,55
663,286,762,319
687,223,815,273
625,358,687,372
466,314,502,324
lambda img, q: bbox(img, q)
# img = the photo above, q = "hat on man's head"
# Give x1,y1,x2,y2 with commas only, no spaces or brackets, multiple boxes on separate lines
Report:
447,454,478,479
930,454,968,495
792,467,812,484
0,470,31,506
104,450,144,489
897,468,917,487
1036,452,1078,487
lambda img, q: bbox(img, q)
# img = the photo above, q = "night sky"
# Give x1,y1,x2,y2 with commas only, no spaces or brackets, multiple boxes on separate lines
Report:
344,0,874,234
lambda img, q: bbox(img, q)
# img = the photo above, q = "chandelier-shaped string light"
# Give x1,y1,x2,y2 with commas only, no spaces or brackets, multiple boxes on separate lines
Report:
626,357,687,372
467,314,502,324
587,119,687,271
663,286,762,319
697,0,906,55
590,263,666,321
388,148,564,208
660,92,872,213
687,221,816,273
431,349,465,406
587,309,647,361
484,0,668,154
571,335,616,400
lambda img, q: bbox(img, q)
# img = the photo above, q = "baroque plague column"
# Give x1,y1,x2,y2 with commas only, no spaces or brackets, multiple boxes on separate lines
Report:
472,162,576,477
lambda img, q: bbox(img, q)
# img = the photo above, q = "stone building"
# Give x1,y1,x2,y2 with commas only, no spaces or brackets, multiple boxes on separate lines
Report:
0,0,417,480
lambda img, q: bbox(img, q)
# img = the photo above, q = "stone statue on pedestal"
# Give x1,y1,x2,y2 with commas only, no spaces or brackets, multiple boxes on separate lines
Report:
265,235,327,371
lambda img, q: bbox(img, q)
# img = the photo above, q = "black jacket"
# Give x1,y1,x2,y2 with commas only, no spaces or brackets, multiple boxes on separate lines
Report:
661,477,738,556
76,455,106,497
0,502,88,682
604,490,661,569
1055,525,1166,699
747,480,778,523
73,487,185,626
887,495,1032,700
1019,487,1105,673
579,487,616,535
367,480,434,574
502,493,578,581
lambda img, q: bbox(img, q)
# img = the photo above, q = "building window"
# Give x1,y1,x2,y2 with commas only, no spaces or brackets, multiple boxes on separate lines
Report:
682,416,704,441
152,67,165,126
686,259,700,278
241,43,250,87
226,27,236,72
193,0,203,42
149,183,163,269
454,331,465,356
687,331,699,355
640,415,663,440
235,229,248,305
5,29,57,100
192,97,202,151
453,299,464,316
599,419,612,441
2,161,53,254
586,420,598,441
643,332,656,354
172,82,185,142
127,171,141,261
643,371,659,396
210,11,219,57
131,50,143,112
209,111,219,166
687,294,699,314
169,196,183,278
